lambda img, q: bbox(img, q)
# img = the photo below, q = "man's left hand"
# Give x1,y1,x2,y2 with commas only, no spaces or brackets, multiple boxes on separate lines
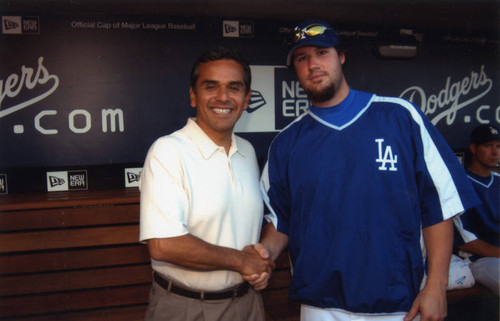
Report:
404,285,447,321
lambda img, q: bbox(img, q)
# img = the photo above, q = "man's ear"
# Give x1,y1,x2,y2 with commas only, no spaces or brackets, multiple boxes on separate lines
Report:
469,143,477,156
189,87,196,108
243,89,251,110
340,51,346,65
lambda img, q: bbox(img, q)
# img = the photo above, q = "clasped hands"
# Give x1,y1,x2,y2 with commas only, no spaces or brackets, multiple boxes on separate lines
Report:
240,244,274,290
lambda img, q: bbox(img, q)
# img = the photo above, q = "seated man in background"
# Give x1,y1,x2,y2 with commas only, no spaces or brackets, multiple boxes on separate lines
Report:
454,124,500,295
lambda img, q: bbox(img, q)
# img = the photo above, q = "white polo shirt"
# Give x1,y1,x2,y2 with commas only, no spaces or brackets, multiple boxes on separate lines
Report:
139,118,264,291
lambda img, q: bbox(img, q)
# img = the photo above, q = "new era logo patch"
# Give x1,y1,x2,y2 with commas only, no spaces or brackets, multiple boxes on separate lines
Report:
0,174,7,194
47,170,88,192
223,20,254,38
125,168,142,188
2,16,39,34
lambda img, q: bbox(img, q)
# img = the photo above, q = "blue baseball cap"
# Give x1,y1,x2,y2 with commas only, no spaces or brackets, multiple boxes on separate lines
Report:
286,20,339,67
470,124,500,145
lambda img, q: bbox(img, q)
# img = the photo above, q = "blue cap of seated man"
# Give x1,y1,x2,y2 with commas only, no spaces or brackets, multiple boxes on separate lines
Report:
470,124,500,145
286,20,339,67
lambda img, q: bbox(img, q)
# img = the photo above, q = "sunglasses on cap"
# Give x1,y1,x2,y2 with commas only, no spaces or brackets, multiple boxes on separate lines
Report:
293,24,333,43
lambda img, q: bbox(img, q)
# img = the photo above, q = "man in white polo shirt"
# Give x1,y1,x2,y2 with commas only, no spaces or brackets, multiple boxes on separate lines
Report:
140,47,273,321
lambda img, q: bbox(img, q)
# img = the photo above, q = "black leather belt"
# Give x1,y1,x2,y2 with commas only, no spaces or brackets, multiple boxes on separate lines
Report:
153,272,250,300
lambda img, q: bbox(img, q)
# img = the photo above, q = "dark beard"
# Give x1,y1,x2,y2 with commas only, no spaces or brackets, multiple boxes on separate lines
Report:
304,82,335,104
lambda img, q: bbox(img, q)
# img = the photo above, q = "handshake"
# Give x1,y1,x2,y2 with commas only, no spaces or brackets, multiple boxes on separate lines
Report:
238,244,275,290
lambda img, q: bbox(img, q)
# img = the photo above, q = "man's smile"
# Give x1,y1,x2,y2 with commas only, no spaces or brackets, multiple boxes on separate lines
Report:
212,108,232,114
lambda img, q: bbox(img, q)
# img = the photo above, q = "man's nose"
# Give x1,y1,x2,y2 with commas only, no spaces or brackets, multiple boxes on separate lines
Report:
216,87,230,101
308,55,319,69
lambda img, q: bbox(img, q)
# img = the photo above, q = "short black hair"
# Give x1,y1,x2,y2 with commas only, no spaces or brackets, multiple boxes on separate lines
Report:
190,47,251,94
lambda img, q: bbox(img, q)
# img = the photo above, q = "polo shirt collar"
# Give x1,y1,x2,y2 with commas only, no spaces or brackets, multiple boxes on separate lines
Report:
185,118,244,159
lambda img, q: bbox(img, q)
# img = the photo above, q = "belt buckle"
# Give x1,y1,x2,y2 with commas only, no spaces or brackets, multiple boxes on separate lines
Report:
232,283,248,300
232,287,239,300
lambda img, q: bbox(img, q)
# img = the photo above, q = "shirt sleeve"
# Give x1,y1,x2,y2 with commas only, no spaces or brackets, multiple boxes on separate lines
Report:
260,138,291,236
139,138,190,242
408,104,479,227
453,211,479,246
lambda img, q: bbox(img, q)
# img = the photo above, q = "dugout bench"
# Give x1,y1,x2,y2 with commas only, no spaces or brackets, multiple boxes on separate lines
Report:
0,189,495,321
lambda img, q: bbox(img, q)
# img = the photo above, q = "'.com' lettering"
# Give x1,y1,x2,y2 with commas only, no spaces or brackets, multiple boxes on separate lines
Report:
1,57,126,135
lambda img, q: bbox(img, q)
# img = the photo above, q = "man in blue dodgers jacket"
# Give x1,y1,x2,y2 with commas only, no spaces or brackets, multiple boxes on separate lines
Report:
249,20,479,321
454,125,499,295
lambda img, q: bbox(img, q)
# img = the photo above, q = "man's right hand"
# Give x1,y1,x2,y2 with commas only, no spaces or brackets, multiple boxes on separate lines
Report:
241,244,274,290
